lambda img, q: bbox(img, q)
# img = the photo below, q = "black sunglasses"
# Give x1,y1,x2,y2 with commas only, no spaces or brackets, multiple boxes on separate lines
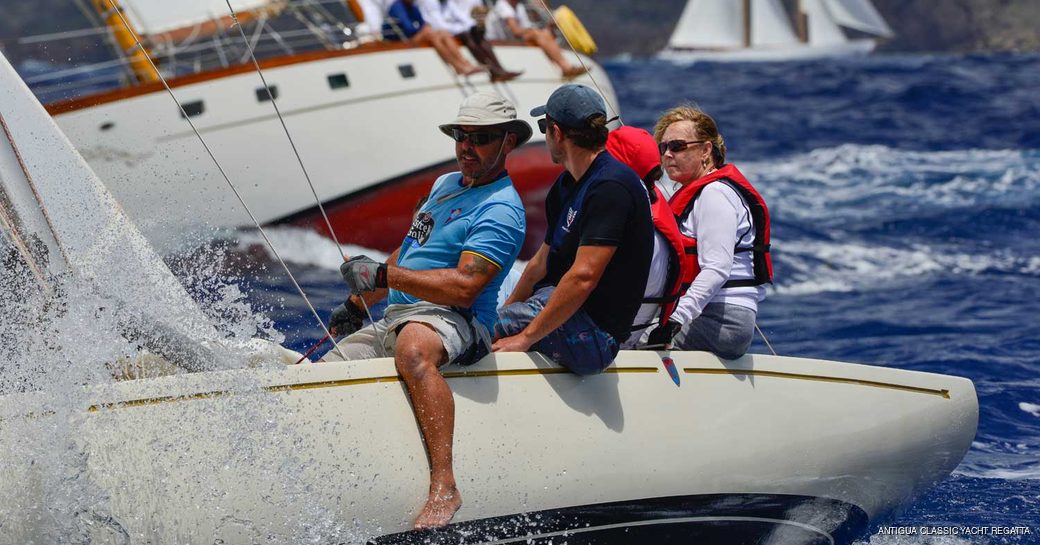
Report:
537,117,552,134
450,128,505,146
658,139,708,154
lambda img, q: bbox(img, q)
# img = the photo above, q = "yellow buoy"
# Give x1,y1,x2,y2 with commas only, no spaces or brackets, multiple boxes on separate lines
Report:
552,5,597,56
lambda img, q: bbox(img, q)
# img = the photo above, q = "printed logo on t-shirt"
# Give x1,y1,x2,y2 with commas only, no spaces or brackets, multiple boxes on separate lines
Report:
446,208,462,224
407,211,435,246
564,207,578,232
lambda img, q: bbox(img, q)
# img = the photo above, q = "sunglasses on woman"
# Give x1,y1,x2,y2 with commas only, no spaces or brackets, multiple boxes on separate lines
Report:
658,139,708,155
450,128,505,146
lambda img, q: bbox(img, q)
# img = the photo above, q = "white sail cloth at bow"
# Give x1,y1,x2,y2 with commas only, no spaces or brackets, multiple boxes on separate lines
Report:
0,50,225,370
118,0,275,36
819,0,893,38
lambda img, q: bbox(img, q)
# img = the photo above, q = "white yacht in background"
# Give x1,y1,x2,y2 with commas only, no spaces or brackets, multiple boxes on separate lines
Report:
659,0,894,62
29,0,614,255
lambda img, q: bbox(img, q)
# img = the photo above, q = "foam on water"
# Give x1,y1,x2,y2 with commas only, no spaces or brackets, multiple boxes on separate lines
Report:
233,226,389,271
856,535,977,545
743,145,1040,226
1020,403,1040,418
776,239,1039,295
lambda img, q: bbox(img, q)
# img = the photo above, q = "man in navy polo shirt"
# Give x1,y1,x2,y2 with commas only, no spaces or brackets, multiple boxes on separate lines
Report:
492,84,653,373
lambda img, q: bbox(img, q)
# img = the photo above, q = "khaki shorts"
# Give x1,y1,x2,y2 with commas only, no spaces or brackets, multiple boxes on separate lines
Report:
321,302,491,365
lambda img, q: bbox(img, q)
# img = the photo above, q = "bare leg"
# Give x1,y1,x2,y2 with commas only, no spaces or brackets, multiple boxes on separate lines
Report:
416,27,483,76
458,29,522,81
525,28,585,78
394,322,463,529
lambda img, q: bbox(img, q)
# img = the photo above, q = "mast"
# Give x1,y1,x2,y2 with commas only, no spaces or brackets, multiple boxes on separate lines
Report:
796,0,808,42
743,0,752,48
90,0,160,84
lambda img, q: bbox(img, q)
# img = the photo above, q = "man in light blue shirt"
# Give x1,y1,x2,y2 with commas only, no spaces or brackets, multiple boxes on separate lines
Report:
323,92,528,530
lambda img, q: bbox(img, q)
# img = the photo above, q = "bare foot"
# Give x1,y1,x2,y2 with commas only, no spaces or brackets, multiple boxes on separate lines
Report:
562,65,588,80
414,484,462,530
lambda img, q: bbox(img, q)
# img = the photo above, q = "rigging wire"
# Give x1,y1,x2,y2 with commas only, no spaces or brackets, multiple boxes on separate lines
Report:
755,323,778,356
532,0,622,125
103,0,346,359
223,0,382,356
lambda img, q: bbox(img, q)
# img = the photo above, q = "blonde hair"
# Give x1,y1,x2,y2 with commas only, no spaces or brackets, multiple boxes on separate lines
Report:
653,105,726,167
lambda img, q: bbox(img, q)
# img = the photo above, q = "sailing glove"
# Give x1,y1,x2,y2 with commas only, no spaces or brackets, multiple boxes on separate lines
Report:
646,320,682,349
340,255,387,293
329,299,365,337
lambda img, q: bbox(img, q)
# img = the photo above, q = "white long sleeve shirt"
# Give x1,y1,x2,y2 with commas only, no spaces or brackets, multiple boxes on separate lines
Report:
356,0,395,38
417,0,476,35
671,181,766,325
486,0,532,40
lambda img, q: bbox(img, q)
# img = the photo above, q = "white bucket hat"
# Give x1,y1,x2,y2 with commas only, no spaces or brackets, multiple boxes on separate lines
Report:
439,92,533,146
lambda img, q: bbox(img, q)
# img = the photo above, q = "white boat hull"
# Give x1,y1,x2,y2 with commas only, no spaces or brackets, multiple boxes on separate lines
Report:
658,38,877,63
0,351,977,544
47,44,615,252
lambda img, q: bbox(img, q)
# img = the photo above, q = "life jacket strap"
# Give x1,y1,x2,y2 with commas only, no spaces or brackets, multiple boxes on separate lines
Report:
642,293,680,305
722,278,763,288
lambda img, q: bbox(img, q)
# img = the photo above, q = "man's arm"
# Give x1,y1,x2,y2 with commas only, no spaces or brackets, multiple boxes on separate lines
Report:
387,251,501,307
502,242,549,306
493,244,615,352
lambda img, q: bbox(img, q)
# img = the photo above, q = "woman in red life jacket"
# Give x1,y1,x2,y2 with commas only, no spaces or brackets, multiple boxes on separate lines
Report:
646,106,773,359
605,126,688,348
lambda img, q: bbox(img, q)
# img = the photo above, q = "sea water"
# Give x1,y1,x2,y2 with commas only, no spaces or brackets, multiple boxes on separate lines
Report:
7,52,1040,543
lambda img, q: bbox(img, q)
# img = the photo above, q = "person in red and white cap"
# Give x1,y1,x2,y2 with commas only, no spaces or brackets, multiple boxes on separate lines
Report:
606,126,690,348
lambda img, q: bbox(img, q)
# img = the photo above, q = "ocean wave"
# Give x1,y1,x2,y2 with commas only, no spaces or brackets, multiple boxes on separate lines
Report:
233,227,389,270
855,535,976,545
773,239,1038,295
1020,403,1040,418
955,465,1040,481
742,145,1040,228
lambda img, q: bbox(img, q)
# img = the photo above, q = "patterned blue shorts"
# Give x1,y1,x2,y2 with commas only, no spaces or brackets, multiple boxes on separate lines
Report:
494,286,618,375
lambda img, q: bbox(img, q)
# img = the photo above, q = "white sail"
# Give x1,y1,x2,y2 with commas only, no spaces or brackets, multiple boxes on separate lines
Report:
802,0,849,45
822,0,894,37
667,0,744,50
668,0,800,50
0,51,223,367
120,0,273,35
752,0,800,46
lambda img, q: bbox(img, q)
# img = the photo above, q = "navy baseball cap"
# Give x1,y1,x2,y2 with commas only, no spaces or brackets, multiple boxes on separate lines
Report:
530,84,607,129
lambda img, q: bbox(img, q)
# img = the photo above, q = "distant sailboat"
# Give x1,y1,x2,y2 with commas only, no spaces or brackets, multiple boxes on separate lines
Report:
659,0,894,62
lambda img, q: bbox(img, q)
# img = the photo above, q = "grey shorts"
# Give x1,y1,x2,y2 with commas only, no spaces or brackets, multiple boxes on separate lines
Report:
321,302,491,366
674,302,757,360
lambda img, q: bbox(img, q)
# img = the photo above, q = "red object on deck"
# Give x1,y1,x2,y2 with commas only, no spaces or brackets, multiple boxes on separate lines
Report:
283,144,561,259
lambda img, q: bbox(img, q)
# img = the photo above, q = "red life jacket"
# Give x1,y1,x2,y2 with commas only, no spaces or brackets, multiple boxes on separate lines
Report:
668,164,773,291
640,186,689,327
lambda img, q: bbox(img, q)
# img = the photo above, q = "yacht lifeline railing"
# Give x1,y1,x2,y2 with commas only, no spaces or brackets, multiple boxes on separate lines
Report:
100,0,348,360
17,0,368,99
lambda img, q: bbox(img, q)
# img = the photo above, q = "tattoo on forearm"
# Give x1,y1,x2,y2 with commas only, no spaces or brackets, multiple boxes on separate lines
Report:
462,258,494,277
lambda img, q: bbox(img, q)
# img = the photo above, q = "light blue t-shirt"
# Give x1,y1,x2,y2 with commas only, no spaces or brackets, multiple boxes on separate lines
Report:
389,172,526,330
